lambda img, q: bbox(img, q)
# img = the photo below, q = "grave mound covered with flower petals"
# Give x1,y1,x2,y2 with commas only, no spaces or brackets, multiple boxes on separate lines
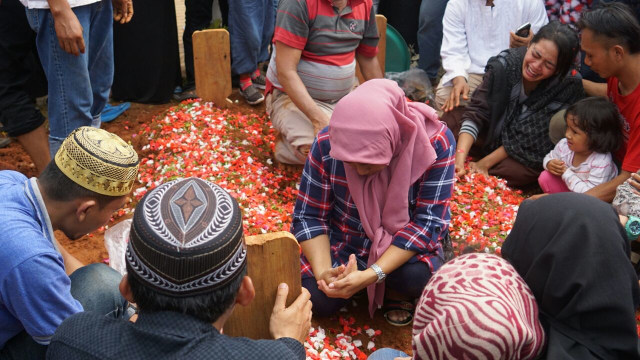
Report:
130,101,526,359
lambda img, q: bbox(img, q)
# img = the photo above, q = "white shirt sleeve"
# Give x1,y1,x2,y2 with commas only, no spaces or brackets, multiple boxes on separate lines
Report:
543,139,568,170
440,0,471,87
526,0,549,34
562,153,618,193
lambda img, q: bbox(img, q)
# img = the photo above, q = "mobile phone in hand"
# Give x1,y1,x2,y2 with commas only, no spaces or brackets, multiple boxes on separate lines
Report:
515,23,531,37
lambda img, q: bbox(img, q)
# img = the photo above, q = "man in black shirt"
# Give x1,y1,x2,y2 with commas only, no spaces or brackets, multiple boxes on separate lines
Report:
47,177,312,360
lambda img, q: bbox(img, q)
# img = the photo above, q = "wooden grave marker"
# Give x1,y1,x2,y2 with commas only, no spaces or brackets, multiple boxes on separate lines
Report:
193,29,232,106
224,231,301,339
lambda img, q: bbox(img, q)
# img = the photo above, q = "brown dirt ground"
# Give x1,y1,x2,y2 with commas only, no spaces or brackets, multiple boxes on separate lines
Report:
0,92,413,356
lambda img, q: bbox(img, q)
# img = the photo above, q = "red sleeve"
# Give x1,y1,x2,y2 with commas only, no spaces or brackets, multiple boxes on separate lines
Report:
355,2,379,57
622,114,640,172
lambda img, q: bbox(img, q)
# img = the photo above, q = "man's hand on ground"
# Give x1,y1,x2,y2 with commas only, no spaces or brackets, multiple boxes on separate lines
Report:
112,0,133,24
443,76,469,112
269,283,312,344
51,7,85,56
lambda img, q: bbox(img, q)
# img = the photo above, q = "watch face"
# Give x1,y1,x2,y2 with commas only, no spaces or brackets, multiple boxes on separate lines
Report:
630,220,640,236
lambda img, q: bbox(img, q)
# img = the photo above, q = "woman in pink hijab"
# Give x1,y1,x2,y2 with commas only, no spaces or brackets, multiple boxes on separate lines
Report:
291,79,456,326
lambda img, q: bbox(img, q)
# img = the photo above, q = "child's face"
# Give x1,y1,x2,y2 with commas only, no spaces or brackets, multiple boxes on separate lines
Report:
565,114,591,154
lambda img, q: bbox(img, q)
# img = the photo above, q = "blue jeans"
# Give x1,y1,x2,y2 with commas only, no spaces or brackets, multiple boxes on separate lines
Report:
228,0,275,75
0,263,129,359
368,348,409,360
417,0,449,79
25,1,112,157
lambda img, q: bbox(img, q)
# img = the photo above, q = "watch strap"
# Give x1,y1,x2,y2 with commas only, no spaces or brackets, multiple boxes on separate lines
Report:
370,263,386,283
626,216,640,241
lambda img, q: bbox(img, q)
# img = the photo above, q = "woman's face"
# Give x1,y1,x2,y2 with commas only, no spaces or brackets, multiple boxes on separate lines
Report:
522,39,559,83
345,162,387,176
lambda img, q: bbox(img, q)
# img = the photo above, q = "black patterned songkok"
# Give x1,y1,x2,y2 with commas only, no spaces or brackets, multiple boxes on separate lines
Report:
126,177,246,296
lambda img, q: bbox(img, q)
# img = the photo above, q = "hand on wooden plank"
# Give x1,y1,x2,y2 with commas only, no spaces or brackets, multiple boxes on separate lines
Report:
269,283,312,344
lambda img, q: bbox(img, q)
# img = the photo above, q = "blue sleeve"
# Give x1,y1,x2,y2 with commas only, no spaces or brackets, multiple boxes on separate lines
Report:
1,254,83,345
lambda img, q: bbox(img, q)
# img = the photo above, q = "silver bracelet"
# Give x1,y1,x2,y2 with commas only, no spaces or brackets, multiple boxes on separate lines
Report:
370,263,386,283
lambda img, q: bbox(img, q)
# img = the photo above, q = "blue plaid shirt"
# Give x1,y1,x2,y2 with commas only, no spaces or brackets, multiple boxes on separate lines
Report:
292,123,456,279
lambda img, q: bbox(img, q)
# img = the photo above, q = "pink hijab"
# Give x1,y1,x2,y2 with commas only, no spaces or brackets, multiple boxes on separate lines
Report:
328,79,441,316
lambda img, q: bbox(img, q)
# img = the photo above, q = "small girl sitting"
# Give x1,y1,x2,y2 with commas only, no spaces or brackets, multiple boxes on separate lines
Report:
538,97,622,194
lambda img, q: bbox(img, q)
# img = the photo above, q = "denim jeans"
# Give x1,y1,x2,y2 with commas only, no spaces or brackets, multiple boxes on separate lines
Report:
25,1,112,157
368,348,410,360
0,263,129,359
228,0,275,75
417,0,449,79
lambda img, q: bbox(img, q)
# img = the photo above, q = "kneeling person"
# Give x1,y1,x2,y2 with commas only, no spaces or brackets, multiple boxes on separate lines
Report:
0,127,139,359
47,177,312,359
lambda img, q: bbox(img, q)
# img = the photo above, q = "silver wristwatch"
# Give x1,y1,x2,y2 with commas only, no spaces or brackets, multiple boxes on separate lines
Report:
370,263,386,283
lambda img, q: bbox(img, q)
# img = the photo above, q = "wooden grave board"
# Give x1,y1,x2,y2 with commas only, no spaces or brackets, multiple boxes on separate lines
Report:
356,14,387,84
224,231,302,339
193,29,232,106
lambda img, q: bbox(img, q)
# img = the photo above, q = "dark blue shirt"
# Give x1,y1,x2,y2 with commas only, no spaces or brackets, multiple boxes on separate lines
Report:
46,311,305,360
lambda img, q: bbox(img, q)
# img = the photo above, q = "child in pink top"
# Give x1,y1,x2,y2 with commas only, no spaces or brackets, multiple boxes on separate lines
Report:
539,97,622,193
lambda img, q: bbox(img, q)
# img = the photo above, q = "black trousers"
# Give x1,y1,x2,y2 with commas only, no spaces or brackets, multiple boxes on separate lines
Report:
0,0,47,137
183,0,228,89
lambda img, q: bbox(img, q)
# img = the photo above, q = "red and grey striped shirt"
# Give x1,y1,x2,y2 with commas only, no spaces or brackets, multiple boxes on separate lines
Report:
266,0,379,102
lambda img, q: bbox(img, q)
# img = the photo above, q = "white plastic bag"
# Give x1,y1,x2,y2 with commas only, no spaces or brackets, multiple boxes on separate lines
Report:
104,219,132,276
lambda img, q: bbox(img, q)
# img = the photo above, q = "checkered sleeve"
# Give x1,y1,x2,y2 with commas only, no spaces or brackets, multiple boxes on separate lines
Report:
356,3,379,57
291,132,334,242
391,125,455,257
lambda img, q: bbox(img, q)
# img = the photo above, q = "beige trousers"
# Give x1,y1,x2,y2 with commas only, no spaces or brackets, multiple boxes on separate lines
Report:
266,89,336,164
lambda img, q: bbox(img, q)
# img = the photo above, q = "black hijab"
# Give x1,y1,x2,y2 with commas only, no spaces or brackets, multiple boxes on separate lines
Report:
503,193,640,360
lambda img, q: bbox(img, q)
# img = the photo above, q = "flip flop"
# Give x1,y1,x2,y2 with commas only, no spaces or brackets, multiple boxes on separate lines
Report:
383,300,414,327
101,102,130,123
0,137,11,148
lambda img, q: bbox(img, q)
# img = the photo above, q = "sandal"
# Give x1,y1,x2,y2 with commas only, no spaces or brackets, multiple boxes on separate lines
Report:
383,300,414,327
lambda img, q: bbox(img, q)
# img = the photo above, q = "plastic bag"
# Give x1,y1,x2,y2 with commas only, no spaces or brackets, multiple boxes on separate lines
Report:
104,219,132,276
385,68,437,110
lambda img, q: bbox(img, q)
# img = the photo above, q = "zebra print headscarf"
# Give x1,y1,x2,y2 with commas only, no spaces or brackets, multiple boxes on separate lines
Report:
412,253,545,359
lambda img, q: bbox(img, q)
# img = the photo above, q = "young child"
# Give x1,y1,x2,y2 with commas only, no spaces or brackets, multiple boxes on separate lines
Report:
538,97,622,193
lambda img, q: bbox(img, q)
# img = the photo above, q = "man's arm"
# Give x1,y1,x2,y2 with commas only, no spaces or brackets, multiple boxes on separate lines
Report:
440,0,470,87
47,0,85,56
55,240,84,275
112,0,133,24
356,53,383,81
275,41,330,133
585,171,631,202
583,79,607,97
2,254,83,346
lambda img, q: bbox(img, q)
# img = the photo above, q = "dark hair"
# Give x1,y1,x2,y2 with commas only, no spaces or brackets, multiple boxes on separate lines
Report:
126,263,247,323
38,161,118,208
578,2,640,54
530,21,580,77
565,97,623,153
